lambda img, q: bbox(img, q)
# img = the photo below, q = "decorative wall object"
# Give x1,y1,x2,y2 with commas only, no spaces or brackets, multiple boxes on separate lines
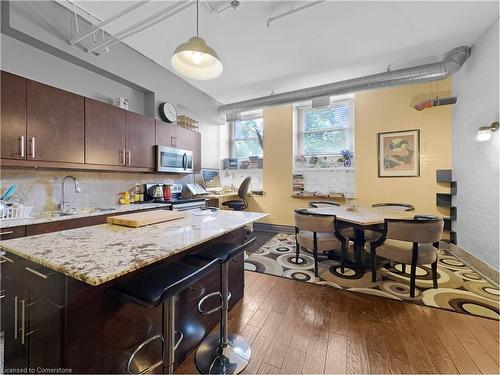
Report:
378,129,420,177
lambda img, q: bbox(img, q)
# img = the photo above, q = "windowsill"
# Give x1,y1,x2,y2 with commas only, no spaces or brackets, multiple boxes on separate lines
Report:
294,167,354,172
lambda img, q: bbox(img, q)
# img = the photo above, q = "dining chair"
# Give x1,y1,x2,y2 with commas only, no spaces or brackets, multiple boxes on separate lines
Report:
308,201,340,208
294,209,347,277
368,216,444,297
372,203,415,212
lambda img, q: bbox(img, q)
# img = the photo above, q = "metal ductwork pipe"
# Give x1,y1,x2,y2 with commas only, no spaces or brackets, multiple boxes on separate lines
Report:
218,46,470,115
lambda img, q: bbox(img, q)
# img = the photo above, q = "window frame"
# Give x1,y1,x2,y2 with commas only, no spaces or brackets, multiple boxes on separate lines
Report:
296,98,355,157
229,112,264,159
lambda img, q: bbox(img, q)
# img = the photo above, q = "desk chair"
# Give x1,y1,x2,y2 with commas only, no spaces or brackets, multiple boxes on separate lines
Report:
222,177,251,211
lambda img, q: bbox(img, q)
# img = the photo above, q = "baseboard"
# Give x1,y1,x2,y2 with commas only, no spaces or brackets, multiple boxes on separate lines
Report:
253,222,294,234
450,244,499,287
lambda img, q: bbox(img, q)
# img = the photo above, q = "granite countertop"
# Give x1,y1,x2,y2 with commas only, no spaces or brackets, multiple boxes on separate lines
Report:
0,203,172,229
0,210,267,286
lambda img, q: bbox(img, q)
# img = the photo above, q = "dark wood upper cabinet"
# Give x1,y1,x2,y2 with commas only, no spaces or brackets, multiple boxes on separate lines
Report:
85,98,126,166
156,119,176,147
26,81,84,163
125,111,155,168
1,71,27,160
174,126,192,150
191,131,201,172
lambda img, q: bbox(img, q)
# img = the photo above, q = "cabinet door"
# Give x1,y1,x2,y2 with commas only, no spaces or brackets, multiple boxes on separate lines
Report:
174,126,192,150
1,71,27,160
125,112,155,168
1,277,30,370
27,80,84,163
191,131,201,172
85,98,126,166
155,119,175,147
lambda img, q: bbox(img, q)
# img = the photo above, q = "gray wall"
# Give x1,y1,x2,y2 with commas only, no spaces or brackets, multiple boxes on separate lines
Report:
451,18,499,270
2,0,224,124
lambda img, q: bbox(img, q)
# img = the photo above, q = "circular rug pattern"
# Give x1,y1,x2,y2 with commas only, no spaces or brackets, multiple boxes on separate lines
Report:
250,246,271,256
318,281,343,289
422,288,500,320
276,253,315,270
319,260,377,288
394,263,427,276
379,264,463,289
268,244,295,255
455,269,487,282
283,269,317,283
245,255,284,276
463,281,500,301
380,280,422,299
438,255,468,271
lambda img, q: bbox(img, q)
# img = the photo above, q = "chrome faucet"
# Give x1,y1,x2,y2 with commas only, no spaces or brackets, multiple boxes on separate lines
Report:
61,176,81,213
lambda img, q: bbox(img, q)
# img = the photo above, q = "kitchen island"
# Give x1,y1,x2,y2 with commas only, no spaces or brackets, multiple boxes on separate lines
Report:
0,209,267,373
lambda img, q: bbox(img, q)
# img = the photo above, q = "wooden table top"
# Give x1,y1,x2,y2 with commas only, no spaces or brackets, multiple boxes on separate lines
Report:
307,206,416,226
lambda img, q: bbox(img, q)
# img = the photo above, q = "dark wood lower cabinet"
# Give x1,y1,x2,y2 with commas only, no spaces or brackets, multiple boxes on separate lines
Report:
1,228,246,373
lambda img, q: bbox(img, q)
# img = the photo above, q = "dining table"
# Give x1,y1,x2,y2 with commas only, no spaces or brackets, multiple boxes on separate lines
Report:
306,205,420,274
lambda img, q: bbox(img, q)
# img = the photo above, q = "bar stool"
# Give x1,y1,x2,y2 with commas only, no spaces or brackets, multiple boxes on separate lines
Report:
187,238,256,374
110,259,218,374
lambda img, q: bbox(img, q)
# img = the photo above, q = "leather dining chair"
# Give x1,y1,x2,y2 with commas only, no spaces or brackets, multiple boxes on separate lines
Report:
222,177,251,211
368,216,444,297
294,209,347,277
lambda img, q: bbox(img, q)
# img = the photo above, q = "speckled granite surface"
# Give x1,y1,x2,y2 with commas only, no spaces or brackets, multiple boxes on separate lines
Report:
0,203,171,229
0,210,267,286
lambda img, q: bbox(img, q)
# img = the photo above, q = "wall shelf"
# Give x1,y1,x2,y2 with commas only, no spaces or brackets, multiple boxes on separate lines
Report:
436,169,457,244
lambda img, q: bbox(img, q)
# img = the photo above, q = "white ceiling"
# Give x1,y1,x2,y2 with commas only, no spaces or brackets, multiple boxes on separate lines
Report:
74,1,499,104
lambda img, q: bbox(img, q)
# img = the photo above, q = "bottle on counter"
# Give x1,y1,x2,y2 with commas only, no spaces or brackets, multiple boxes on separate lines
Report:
123,191,130,205
119,192,125,205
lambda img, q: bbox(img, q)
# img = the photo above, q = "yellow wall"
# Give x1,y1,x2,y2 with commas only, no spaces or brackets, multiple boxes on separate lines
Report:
247,79,452,226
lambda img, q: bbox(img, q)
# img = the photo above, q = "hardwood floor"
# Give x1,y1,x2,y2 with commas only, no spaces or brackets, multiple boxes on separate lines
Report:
176,271,500,374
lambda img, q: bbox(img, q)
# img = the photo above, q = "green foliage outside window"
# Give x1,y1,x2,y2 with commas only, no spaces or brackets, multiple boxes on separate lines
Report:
233,119,263,159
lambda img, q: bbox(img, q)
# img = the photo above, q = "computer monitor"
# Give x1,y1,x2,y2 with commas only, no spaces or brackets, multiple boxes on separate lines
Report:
202,169,222,190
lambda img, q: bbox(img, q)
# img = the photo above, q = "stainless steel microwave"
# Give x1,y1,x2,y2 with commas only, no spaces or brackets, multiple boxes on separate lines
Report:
156,145,193,173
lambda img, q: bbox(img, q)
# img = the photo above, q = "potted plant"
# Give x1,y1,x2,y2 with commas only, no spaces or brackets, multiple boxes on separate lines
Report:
338,149,353,167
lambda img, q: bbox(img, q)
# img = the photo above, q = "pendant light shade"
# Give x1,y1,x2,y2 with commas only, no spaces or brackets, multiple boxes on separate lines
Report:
171,0,223,80
171,36,223,80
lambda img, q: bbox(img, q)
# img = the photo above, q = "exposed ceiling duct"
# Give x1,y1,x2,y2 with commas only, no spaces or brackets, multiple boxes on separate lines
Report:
218,46,470,115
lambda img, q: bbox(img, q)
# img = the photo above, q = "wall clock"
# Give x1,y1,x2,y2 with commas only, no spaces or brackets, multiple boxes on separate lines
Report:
159,102,177,123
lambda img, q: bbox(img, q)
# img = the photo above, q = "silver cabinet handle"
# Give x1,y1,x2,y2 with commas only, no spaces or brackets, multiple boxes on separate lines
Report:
0,231,14,236
121,149,126,165
29,137,36,159
20,299,26,344
0,289,5,299
0,254,14,263
14,296,18,340
25,266,50,279
19,135,25,158
127,150,131,165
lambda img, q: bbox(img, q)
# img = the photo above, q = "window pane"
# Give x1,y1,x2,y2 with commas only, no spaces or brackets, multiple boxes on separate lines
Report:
234,119,263,140
304,105,350,131
303,130,348,155
234,139,263,159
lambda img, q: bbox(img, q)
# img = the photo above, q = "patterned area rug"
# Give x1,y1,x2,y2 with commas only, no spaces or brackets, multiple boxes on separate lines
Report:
244,233,500,320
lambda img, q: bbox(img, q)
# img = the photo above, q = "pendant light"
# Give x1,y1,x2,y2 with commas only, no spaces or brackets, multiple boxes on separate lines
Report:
171,0,223,80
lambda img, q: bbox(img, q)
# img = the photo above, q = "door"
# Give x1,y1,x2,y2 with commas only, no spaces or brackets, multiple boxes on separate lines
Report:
191,131,201,172
85,98,126,166
26,80,84,163
125,112,155,168
1,71,27,160
156,119,175,147
174,126,192,150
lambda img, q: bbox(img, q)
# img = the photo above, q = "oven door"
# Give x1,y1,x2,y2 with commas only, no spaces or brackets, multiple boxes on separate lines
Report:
156,146,193,173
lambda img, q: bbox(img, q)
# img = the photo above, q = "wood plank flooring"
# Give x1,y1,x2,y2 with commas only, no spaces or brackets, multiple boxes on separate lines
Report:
175,271,500,374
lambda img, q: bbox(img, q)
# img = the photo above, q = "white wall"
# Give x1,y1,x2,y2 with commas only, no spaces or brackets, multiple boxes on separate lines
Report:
451,18,499,270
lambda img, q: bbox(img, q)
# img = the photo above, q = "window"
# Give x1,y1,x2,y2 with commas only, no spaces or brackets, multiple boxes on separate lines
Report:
297,98,354,156
230,116,264,159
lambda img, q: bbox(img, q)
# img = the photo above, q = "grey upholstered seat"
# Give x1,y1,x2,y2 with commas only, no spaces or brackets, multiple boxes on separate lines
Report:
294,209,345,277
369,217,444,297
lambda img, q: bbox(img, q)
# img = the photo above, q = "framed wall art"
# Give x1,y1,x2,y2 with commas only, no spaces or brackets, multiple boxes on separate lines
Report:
378,129,420,177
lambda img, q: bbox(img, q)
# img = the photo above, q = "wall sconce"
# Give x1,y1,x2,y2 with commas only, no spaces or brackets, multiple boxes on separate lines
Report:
477,122,499,141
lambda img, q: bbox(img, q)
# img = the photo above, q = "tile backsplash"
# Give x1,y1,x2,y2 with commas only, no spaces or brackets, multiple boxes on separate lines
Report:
0,168,193,213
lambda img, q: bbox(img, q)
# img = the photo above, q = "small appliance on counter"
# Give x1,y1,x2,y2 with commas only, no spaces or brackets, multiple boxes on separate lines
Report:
144,183,206,211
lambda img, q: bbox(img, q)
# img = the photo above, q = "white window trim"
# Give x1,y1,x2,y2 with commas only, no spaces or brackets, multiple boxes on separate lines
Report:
296,97,355,157
228,110,264,159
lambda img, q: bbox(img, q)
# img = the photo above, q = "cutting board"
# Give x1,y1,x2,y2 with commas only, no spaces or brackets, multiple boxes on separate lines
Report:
107,210,186,228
